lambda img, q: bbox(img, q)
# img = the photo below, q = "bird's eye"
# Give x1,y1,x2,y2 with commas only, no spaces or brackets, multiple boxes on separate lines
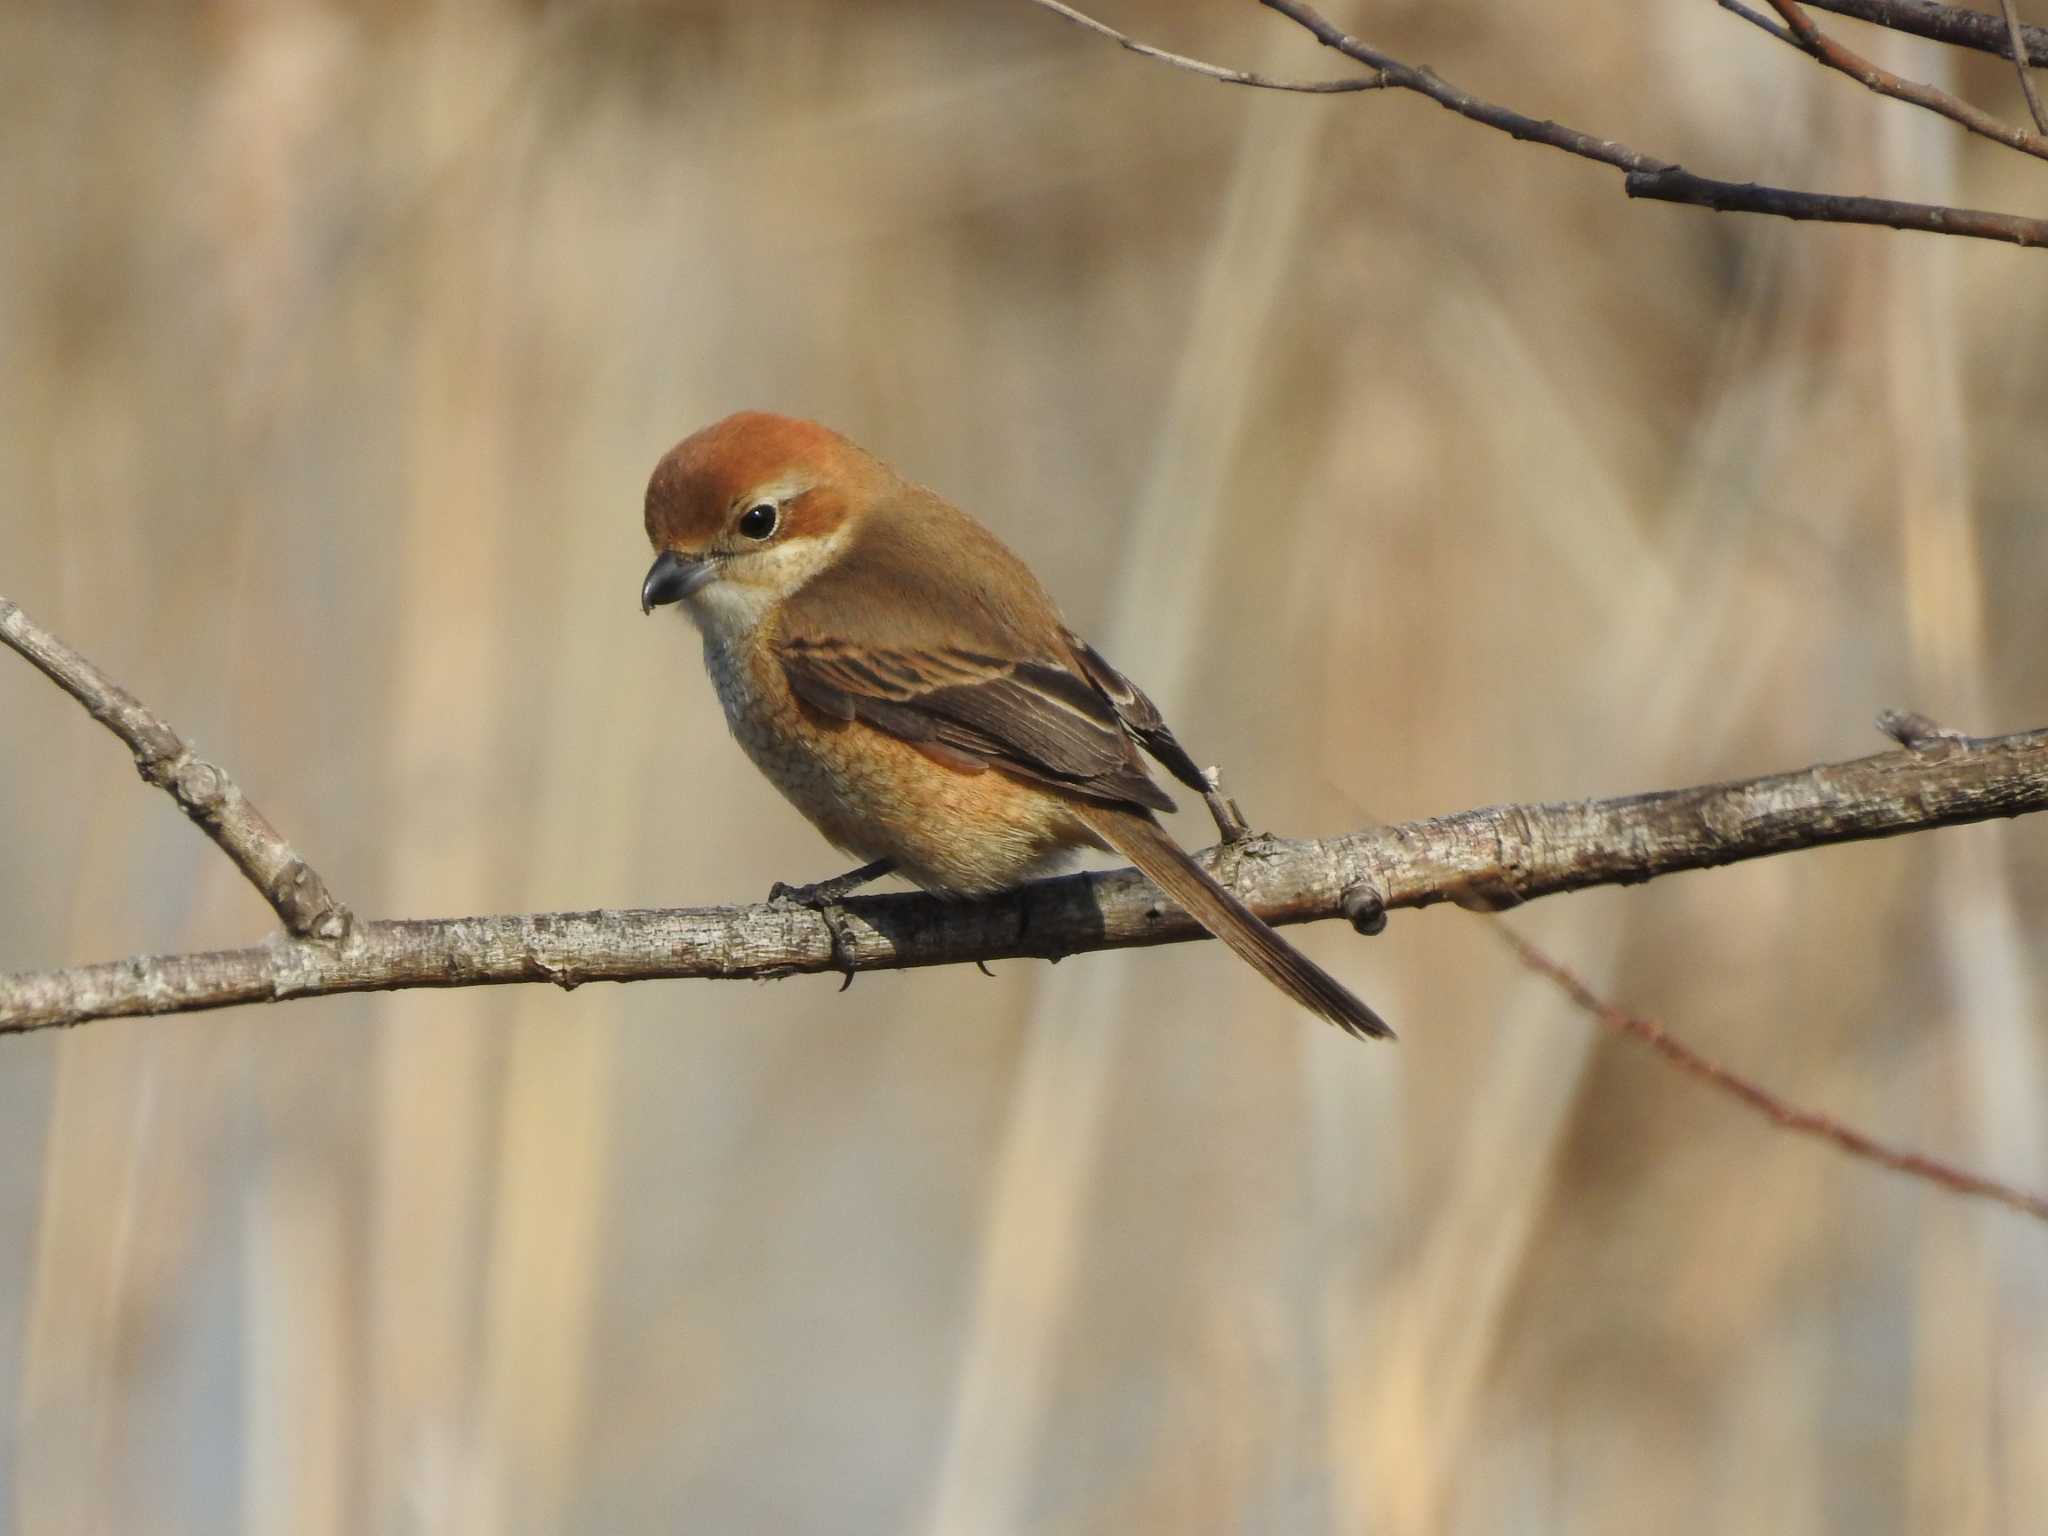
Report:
737,502,779,540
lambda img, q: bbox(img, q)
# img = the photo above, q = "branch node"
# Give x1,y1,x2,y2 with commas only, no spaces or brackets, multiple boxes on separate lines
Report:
171,757,227,809
531,956,582,991
271,862,354,942
1340,881,1388,936
1877,708,1970,751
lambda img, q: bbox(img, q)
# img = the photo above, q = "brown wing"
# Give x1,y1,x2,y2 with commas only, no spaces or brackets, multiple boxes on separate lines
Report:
778,503,1175,814
1067,633,1215,799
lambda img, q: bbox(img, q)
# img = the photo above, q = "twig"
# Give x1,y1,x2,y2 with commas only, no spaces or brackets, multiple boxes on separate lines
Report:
1805,0,2048,65
1761,0,2048,161
0,597,351,941
1719,0,1799,46
1622,165,2047,245
1253,0,1661,174
1026,2,2048,246
1496,928,2048,1224
1023,0,2048,248
1273,0,2048,242
1021,0,1380,92
1242,0,2048,248
1997,0,2048,130
2,603,2045,1031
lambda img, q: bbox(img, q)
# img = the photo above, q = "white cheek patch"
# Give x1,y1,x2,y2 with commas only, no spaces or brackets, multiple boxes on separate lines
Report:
686,577,777,639
680,522,853,645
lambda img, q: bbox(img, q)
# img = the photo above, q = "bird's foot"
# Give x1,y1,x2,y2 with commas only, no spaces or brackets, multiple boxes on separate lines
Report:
768,882,863,991
1205,790,1255,844
767,859,894,991
1211,829,1285,898
1198,767,1255,844
1197,770,1276,891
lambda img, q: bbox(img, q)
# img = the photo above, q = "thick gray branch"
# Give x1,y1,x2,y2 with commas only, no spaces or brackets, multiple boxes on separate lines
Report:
0,596,351,941
4,727,2043,1035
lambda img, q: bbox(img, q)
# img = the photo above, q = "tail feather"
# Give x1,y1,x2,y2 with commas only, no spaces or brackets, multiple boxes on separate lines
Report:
1075,804,1392,1040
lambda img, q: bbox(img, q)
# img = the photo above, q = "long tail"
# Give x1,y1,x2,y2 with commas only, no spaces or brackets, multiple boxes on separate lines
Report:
1073,804,1392,1040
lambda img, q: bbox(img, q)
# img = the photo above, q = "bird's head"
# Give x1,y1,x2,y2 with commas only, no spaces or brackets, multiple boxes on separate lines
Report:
640,411,882,633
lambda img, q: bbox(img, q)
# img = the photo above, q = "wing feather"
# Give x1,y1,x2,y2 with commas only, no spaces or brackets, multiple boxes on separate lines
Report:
1068,634,1214,797
778,509,1175,813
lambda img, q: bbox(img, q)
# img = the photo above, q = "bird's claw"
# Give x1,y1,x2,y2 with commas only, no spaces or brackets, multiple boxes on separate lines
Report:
1208,792,1255,844
768,880,862,990
1197,768,1255,844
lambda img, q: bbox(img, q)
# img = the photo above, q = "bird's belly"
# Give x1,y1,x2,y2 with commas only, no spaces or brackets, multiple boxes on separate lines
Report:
704,633,1094,896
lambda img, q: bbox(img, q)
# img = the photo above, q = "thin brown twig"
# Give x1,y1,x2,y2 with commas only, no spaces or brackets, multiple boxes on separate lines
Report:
1762,0,2048,160
1719,0,1799,45
1247,0,2048,246
1020,0,1381,93
1806,0,2048,65
1495,927,2048,1225
0,596,351,941
1021,0,2048,247
1996,0,2048,130
1622,165,2046,243
1252,0,1662,174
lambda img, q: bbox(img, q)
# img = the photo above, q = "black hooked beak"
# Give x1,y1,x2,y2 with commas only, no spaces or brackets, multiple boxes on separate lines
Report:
641,549,714,613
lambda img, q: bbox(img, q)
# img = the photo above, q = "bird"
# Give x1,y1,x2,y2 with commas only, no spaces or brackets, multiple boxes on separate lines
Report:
638,411,1389,1039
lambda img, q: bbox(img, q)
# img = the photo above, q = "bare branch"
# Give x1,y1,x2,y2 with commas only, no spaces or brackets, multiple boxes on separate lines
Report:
1997,0,2048,131
1021,0,1380,93
0,596,351,941
1018,1,2048,247
1719,0,1800,46
3,717,2045,1033
1255,0,1657,173
1761,0,2048,161
1622,164,2048,245
1497,927,2048,1224
1241,0,2048,248
1020,3,2048,246
1806,0,2048,65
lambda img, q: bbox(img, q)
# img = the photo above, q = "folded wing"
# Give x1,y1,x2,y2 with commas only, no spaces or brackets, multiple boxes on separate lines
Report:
778,521,1176,813
783,634,1176,813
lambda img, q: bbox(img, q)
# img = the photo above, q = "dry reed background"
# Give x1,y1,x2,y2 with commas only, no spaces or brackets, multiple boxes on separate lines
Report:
2,1,2045,1531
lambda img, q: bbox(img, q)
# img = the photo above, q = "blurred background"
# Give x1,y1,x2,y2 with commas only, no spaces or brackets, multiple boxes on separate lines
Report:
3,1,2046,1531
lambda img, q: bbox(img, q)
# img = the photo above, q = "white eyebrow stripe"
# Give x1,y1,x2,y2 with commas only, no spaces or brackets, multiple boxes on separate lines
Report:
740,477,812,508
